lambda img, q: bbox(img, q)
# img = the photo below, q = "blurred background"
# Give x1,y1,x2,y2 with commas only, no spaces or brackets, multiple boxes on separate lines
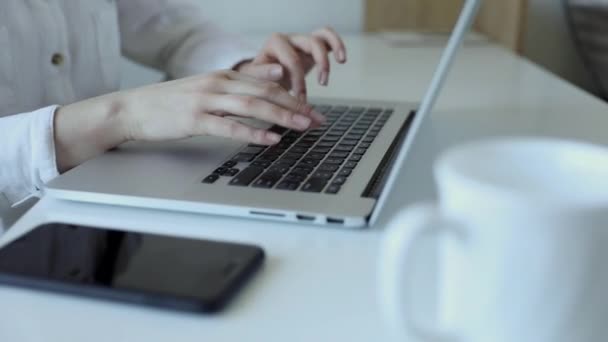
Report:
122,0,596,97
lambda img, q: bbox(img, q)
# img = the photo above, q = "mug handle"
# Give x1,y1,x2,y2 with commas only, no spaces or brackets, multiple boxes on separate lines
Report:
379,203,466,342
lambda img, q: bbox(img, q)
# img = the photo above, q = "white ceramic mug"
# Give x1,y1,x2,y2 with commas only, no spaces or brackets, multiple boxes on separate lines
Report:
379,138,608,342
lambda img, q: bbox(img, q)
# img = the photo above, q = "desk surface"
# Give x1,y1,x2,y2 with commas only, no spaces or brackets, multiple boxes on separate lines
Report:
2,34,608,342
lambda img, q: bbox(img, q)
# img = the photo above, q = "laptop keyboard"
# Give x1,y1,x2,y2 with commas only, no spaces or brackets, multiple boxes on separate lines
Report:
202,105,394,195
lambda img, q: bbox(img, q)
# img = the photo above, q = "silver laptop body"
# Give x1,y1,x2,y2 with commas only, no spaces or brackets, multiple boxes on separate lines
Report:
46,0,481,229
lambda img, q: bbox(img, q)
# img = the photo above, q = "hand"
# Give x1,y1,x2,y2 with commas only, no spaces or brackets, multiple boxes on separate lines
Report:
54,70,325,172
236,27,347,100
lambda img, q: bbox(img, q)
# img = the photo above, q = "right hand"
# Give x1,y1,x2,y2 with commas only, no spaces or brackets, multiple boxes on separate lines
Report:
53,70,325,172
117,70,325,145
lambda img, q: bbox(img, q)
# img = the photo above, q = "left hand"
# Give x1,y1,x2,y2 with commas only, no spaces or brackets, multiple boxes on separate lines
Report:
236,27,347,101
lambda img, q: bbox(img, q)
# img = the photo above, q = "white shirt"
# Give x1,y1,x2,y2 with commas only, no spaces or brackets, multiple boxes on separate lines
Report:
0,0,254,213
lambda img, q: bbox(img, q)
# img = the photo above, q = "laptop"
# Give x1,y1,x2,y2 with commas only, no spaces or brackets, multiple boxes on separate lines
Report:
46,0,481,229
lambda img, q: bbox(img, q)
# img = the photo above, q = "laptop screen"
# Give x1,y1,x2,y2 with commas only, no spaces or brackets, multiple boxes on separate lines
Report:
369,0,482,225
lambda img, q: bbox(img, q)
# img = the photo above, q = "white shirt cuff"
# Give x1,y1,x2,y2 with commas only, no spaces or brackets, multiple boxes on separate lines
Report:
4,105,60,205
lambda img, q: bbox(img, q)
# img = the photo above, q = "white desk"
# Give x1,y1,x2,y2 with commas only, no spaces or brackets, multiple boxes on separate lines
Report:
2,34,608,342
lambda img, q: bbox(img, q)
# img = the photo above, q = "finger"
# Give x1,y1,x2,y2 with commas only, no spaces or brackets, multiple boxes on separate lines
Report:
291,35,331,86
313,27,347,63
238,63,284,82
264,34,307,100
196,113,281,145
220,75,326,124
207,93,316,131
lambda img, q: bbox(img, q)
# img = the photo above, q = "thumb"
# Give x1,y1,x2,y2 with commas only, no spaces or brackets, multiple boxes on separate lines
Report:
239,63,284,82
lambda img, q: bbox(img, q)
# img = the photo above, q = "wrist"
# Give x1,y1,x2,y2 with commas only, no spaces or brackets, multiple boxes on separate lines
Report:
54,93,129,172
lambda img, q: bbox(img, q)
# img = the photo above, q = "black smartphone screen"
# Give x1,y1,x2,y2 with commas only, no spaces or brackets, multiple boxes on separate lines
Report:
0,223,264,313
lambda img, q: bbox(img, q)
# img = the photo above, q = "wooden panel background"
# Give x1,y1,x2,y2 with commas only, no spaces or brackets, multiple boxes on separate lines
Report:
365,0,528,53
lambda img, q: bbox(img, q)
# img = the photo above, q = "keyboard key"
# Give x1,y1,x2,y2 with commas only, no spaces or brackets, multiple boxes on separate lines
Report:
324,158,344,165
333,177,347,185
214,167,228,175
229,166,264,186
295,142,314,148
253,178,278,188
325,184,341,194
311,147,332,154
257,154,281,162
266,147,287,155
285,174,306,182
268,165,291,174
340,140,358,146
252,160,272,168
318,164,339,172
287,146,308,153
294,164,314,172
223,160,237,168
353,148,367,155
301,178,328,192
241,146,265,155
329,152,349,159
276,142,292,149
252,171,283,188
232,153,256,162
335,145,354,152
299,159,320,167
277,181,300,191
312,171,334,179
321,136,340,142
368,108,383,114
362,137,374,143
202,174,219,184
359,142,371,149
344,161,358,168
276,159,298,167
338,168,353,177
226,168,240,177
306,153,325,160
350,106,365,113
290,168,311,177
317,142,336,148
283,153,304,160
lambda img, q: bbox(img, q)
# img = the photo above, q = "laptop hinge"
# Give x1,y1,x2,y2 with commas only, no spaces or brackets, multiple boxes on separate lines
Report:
362,111,417,199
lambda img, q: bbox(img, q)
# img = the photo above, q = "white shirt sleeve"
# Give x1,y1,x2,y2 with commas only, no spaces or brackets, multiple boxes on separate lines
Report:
117,0,257,79
0,106,59,205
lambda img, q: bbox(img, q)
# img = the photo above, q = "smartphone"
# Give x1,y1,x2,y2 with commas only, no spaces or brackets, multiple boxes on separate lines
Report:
0,223,264,313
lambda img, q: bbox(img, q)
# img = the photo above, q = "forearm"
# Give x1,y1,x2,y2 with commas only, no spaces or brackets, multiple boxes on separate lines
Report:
54,93,128,173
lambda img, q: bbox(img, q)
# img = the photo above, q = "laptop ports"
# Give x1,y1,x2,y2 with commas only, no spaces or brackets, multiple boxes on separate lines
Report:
296,214,315,222
326,217,345,225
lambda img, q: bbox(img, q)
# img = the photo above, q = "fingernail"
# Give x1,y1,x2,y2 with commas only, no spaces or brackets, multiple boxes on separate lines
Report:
319,71,328,86
338,50,346,63
293,114,312,129
310,110,326,123
266,132,281,143
270,65,283,79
